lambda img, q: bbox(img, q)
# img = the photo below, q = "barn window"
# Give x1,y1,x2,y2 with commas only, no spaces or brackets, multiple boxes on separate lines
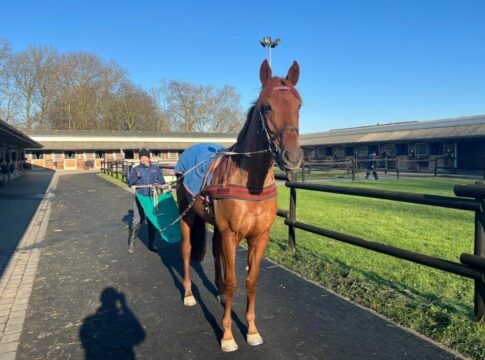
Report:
382,143,395,156
395,144,408,156
316,146,326,159
324,147,333,157
345,146,355,157
415,143,428,156
31,151,44,159
65,151,75,159
429,142,443,155
124,150,134,159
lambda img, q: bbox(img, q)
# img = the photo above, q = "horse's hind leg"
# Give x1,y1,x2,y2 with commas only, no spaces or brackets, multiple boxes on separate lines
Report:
245,231,270,346
180,213,197,306
177,183,197,307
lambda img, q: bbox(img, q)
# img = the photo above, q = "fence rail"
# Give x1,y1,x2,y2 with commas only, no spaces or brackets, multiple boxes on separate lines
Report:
299,156,485,181
276,172,485,323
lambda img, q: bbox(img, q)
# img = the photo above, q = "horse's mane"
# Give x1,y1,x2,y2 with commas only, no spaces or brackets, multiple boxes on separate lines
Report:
236,105,256,144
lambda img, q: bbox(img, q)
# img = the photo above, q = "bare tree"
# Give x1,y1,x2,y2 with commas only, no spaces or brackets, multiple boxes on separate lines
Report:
159,80,244,133
0,41,243,133
0,40,19,123
5,46,58,129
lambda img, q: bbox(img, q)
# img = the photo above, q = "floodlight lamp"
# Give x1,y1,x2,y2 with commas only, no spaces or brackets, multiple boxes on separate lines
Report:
262,37,271,46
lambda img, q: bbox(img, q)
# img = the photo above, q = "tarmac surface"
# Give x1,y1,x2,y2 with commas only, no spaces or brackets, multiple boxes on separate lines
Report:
0,171,467,359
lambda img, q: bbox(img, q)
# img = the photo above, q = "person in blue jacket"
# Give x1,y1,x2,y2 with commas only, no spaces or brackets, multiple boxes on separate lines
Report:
365,151,379,180
127,148,165,254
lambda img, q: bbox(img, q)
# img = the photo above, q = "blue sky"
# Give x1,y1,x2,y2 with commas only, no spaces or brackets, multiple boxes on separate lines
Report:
2,0,485,134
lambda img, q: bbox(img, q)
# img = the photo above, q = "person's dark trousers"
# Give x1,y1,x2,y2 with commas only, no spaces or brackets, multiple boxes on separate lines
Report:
128,197,157,253
365,170,378,180
147,221,157,251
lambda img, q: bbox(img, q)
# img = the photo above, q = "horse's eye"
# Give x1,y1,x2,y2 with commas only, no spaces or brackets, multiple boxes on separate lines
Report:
298,103,302,110
262,104,272,113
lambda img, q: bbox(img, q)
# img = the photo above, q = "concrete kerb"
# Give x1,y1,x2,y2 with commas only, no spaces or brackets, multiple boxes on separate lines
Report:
0,172,58,358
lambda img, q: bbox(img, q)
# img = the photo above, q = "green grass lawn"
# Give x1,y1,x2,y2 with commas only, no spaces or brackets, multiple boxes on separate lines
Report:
98,172,129,188
268,177,485,359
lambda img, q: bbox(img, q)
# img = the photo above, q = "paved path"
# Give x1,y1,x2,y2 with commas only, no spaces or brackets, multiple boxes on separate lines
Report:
0,172,466,359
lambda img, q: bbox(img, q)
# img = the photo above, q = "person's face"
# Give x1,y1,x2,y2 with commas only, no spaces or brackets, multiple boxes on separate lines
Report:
140,155,150,166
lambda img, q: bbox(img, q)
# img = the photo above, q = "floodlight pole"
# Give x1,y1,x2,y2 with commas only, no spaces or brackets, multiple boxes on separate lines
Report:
260,37,281,68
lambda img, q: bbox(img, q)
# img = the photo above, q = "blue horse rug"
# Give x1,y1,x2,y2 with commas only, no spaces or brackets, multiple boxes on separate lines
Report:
175,143,225,196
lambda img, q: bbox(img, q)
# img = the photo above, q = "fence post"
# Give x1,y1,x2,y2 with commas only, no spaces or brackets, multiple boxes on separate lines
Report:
396,158,400,179
288,171,297,250
483,158,485,180
474,209,485,323
351,159,355,181
454,184,485,323
301,163,305,183
434,158,438,177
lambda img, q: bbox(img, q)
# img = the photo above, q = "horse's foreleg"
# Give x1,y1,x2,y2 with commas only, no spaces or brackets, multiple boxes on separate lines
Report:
212,229,224,298
220,231,238,352
245,231,270,346
180,215,196,306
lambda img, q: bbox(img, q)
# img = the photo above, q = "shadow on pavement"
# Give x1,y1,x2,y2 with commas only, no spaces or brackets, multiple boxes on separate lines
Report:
156,239,225,342
79,287,145,360
154,236,249,344
0,171,54,280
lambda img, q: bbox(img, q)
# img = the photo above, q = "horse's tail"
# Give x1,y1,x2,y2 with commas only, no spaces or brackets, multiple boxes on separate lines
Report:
190,214,206,262
176,174,206,262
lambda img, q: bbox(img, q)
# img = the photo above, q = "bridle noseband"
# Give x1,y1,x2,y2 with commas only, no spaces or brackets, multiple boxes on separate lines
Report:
259,85,300,159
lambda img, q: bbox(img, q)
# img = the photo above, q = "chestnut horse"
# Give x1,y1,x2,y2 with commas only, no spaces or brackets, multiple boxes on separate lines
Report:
176,60,302,352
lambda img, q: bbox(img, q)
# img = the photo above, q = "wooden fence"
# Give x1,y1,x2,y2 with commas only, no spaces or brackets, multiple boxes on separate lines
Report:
276,172,485,323
300,156,485,181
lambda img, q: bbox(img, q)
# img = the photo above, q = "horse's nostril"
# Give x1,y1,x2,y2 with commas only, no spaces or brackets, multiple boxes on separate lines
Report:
283,149,302,163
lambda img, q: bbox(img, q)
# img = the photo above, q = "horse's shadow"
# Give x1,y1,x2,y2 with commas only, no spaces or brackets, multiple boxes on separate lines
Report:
155,237,248,343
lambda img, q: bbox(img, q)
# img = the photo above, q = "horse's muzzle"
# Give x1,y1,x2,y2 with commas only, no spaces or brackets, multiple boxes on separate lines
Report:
278,147,302,171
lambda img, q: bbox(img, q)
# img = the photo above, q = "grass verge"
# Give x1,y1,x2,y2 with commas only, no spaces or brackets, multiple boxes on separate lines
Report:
268,177,485,360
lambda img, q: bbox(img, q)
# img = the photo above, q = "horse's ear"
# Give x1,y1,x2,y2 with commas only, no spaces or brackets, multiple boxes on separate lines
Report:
286,61,300,86
260,60,272,86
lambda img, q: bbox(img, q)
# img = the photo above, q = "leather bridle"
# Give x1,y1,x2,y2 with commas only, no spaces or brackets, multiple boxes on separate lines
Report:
258,85,300,160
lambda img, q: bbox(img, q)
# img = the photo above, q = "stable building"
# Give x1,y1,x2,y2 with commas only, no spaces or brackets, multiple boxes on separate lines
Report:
24,130,236,171
300,115,485,172
0,119,42,183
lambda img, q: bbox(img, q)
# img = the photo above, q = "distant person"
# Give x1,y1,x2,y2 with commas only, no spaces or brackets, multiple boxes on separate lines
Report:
365,152,378,180
127,148,165,254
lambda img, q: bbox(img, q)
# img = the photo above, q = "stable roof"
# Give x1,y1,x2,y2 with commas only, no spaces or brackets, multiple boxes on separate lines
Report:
0,119,42,148
25,130,236,151
300,115,485,146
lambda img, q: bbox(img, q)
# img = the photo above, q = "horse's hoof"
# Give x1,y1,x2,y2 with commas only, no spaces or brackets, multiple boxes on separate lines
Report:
183,295,196,306
221,338,238,352
247,332,263,346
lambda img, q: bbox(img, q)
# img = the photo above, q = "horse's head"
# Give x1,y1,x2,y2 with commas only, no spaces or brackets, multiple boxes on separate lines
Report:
258,60,303,171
